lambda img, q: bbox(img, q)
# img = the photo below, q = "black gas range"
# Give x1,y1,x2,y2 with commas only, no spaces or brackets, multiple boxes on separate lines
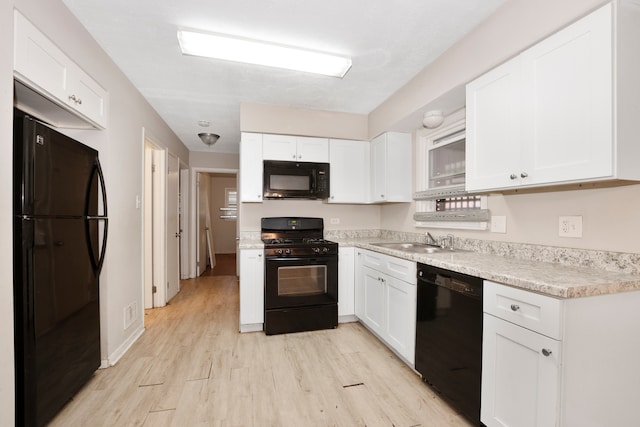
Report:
261,217,338,335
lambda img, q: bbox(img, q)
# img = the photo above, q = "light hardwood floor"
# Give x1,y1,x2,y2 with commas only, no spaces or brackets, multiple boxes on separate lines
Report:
50,270,473,426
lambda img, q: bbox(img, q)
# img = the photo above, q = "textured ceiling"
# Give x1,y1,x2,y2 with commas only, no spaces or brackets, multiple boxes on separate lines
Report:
62,0,505,153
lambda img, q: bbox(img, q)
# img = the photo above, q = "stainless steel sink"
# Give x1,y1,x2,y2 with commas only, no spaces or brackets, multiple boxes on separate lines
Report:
369,241,456,254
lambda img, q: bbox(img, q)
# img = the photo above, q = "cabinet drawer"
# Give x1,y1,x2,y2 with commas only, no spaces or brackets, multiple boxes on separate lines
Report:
361,249,416,284
483,280,563,339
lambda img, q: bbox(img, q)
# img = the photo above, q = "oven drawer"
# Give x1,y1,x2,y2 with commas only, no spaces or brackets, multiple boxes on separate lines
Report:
484,280,564,340
361,249,416,284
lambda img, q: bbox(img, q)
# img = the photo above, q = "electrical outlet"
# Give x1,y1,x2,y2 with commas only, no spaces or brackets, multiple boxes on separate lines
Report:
559,216,582,238
123,301,138,329
330,218,340,225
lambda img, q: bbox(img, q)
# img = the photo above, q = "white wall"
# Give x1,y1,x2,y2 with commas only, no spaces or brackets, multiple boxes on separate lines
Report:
1,0,16,419
3,1,191,422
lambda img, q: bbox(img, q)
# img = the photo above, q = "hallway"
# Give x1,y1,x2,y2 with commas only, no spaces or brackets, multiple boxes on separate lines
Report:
50,266,471,426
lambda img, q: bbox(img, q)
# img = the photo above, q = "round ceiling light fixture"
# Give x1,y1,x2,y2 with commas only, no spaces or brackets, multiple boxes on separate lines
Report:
198,132,220,146
422,110,444,129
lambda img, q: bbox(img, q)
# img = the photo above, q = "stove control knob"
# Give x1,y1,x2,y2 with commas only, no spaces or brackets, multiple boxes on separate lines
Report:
285,248,291,255
276,249,283,255
322,247,329,253
313,247,321,253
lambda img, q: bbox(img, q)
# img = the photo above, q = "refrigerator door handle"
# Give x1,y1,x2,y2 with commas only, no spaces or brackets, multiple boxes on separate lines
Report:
86,158,108,276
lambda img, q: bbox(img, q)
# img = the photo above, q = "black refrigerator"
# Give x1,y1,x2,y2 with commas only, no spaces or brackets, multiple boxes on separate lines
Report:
13,108,108,427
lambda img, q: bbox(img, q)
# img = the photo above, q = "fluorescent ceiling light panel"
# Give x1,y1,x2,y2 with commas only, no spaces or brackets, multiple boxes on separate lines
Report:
177,30,352,78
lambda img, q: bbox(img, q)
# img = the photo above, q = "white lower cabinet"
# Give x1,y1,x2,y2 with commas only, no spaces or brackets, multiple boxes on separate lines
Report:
238,249,264,331
338,247,355,320
355,249,416,365
482,314,560,427
482,280,640,427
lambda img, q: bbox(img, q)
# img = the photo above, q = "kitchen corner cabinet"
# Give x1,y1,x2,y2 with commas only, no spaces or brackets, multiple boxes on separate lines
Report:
238,249,264,331
328,139,370,203
262,134,329,162
482,280,640,427
239,132,263,202
370,132,412,202
466,2,640,192
13,10,108,129
355,249,416,365
338,246,355,320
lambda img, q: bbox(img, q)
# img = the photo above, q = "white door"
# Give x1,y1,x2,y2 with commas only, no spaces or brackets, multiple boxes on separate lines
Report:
370,134,387,202
362,266,385,336
166,153,180,302
296,136,329,162
520,3,612,185
481,314,561,427
329,139,369,203
385,277,416,364
465,58,522,191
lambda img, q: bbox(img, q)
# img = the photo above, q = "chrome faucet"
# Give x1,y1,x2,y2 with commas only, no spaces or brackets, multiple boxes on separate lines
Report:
426,232,438,246
441,234,455,250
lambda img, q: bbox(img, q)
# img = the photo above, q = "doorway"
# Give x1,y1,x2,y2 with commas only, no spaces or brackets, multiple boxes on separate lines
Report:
190,168,238,277
143,137,183,309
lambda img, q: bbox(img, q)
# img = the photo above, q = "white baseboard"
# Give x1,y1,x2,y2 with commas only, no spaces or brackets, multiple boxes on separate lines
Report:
339,314,357,323
239,323,263,333
102,325,145,367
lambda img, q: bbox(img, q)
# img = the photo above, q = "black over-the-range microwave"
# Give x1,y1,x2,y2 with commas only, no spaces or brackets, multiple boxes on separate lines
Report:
263,160,330,200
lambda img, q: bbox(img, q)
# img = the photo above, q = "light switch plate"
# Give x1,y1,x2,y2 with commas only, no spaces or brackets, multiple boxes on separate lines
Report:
559,215,582,238
491,215,507,233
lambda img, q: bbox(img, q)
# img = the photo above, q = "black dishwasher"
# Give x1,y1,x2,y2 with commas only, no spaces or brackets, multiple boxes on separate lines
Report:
415,263,483,426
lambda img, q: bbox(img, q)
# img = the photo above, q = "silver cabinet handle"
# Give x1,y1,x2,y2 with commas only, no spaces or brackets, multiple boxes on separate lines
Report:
510,174,518,180
510,304,520,311
521,172,529,178
542,348,552,357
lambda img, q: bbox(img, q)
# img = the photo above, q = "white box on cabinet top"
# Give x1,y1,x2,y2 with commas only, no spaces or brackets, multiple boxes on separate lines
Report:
13,10,108,129
466,2,640,192
262,134,329,162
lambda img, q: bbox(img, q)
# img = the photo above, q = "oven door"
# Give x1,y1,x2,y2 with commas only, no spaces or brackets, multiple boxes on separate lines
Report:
265,256,338,309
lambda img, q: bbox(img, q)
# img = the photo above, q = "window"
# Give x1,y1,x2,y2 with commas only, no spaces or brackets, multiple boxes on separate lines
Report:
219,188,237,221
414,109,489,230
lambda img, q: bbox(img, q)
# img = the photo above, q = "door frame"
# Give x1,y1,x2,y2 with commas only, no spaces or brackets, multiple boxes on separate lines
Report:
188,167,238,278
143,135,167,308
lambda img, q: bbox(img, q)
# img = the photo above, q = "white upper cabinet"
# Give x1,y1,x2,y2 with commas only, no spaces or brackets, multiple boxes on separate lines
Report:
13,10,108,129
262,134,329,162
328,138,370,203
239,133,263,202
466,3,640,192
370,132,412,202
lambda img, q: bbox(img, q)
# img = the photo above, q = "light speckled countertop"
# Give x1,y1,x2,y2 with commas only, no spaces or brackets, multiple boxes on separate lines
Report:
240,236,640,299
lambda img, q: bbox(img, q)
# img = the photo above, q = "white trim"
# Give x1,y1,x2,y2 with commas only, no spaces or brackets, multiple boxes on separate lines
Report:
104,325,145,367
414,221,489,230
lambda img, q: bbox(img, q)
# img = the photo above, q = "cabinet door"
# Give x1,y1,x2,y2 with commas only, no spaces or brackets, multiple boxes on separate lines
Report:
481,314,560,427
383,133,412,202
338,247,355,318
68,64,108,128
361,266,385,336
385,277,416,364
239,249,264,326
297,136,329,162
14,10,71,104
354,250,365,320
262,134,297,161
329,139,369,203
239,133,263,202
370,134,387,202
520,3,612,185
466,59,522,192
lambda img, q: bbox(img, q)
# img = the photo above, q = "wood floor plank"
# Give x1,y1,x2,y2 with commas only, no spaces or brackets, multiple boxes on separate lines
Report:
50,270,473,426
